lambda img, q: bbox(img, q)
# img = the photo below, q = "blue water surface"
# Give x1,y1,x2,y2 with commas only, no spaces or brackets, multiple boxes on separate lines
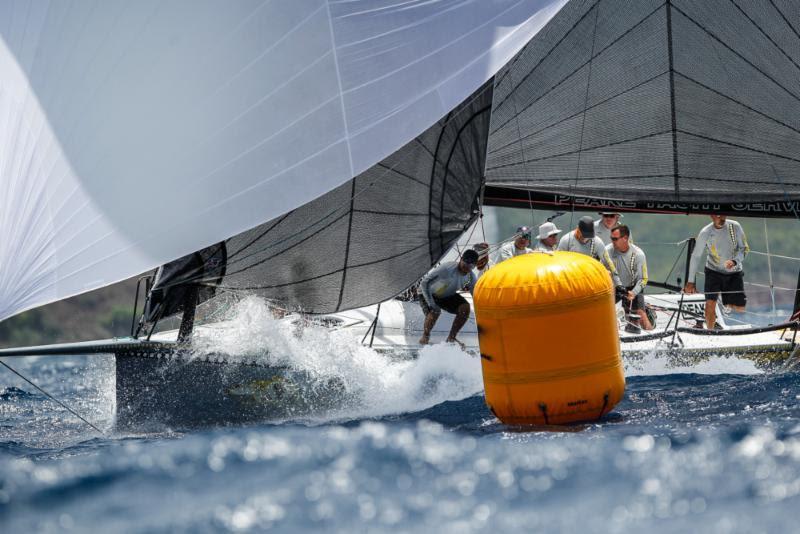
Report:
1,350,799,533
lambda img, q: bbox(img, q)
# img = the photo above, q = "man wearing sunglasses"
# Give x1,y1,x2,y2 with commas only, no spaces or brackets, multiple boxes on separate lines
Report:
496,226,533,264
594,211,622,246
608,225,652,331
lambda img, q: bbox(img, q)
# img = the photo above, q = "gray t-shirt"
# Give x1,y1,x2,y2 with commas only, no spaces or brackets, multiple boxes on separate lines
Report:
688,220,749,282
494,241,532,264
606,243,648,295
594,219,614,246
558,231,621,286
419,262,477,310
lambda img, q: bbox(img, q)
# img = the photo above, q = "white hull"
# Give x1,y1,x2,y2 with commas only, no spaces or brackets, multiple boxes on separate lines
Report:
319,293,796,364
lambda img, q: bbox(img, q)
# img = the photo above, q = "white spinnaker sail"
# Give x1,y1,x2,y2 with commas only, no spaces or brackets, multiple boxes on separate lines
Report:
0,0,566,321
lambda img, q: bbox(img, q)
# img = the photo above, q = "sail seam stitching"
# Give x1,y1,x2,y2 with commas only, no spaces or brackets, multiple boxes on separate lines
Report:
667,0,680,197
335,179,357,311
488,130,674,170
490,1,667,135
488,70,670,156
670,3,800,103
325,1,355,177
675,72,800,138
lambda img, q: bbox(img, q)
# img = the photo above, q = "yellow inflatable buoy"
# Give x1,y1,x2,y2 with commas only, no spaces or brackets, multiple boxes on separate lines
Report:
474,251,624,425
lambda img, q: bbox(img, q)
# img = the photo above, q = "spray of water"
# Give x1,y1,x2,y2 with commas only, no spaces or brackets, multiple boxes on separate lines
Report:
191,297,485,422
624,349,762,376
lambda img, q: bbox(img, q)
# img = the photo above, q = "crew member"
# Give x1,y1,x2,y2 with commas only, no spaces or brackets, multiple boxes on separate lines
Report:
608,225,652,331
683,214,749,329
558,216,621,286
534,221,561,252
472,242,490,278
418,249,479,346
495,226,532,263
595,211,622,246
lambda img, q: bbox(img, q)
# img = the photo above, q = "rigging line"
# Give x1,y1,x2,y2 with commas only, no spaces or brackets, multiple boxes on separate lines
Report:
764,219,777,317
0,359,106,437
662,240,687,286
748,250,800,262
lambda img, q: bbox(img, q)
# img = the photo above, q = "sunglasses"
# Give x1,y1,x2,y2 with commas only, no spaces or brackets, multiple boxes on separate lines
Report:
610,236,626,241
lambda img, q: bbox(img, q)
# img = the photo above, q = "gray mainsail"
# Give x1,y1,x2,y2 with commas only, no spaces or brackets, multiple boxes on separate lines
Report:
484,0,800,216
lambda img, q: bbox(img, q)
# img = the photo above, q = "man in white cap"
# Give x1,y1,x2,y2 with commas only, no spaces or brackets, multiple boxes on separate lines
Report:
559,216,621,286
495,226,532,264
534,221,561,252
595,211,622,246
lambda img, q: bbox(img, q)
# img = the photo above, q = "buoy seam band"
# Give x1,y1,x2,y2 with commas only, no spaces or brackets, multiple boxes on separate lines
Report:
475,288,612,319
483,356,621,384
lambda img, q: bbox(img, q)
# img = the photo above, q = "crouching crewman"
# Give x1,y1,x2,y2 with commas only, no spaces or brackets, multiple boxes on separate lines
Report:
418,249,479,347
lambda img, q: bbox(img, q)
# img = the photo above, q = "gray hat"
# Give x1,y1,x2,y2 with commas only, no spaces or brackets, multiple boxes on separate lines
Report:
537,221,562,240
578,216,595,238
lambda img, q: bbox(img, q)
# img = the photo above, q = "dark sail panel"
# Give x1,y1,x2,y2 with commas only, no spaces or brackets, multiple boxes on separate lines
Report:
486,0,800,212
149,81,493,315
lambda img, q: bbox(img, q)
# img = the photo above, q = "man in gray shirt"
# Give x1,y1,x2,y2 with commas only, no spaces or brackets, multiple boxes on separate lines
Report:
495,226,532,264
683,214,749,329
558,216,621,286
418,249,479,346
594,211,622,246
608,225,652,331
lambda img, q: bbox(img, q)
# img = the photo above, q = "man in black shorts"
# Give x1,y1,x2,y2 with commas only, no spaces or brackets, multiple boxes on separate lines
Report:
418,249,479,346
684,214,749,329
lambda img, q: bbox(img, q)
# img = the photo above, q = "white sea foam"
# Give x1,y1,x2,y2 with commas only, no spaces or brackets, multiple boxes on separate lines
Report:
191,297,484,422
624,349,762,376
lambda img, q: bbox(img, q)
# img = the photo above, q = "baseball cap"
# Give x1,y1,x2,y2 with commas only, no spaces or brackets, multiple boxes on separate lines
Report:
578,216,595,238
461,249,479,265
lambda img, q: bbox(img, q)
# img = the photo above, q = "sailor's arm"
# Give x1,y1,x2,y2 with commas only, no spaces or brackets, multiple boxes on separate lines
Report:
631,250,648,296
419,267,440,311
685,228,708,291
732,223,749,266
466,272,478,295
601,245,622,287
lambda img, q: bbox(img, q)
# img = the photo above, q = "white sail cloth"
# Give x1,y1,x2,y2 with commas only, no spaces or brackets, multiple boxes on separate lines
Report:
0,0,565,321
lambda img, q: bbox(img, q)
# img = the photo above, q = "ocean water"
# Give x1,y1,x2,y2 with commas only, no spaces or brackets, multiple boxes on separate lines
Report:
1,302,800,532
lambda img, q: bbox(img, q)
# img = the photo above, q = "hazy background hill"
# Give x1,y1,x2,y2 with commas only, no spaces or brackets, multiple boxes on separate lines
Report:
1,208,798,348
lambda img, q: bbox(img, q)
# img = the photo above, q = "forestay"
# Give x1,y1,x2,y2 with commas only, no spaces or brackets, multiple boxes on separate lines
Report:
0,0,566,321
485,0,800,216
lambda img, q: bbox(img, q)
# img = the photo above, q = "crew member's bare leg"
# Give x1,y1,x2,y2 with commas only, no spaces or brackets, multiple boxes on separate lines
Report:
636,309,653,330
419,310,440,345
705,299,717,330
446,302,470,348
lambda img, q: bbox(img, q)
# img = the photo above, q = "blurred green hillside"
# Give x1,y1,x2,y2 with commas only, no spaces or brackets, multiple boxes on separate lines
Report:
487,207,800,311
